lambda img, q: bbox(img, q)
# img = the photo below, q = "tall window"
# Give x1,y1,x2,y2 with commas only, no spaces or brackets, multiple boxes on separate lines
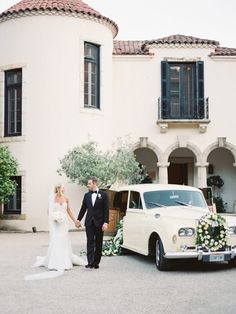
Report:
84,42,100,108
4,176,22,215
4,69,22,137
161,61,204,119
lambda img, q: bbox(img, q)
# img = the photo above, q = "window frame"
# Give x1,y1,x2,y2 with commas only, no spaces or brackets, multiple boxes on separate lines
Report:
161,61,205,120
129,191,143,210
84,42,100,109
4,68,22,137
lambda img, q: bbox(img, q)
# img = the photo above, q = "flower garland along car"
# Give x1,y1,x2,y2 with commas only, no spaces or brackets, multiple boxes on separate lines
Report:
196,213,229,251
102,220,123,256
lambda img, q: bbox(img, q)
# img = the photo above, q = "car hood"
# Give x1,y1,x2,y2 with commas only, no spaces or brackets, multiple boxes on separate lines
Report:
221,214,236,226
147,205,209,221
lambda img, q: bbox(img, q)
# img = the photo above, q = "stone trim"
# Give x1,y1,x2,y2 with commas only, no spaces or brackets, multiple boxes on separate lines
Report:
203,138,236,163
147,43,217,49
0,63,27,140
113,55,154,61
133,138,163,161
156,120,211,133
0,213,26,220
163,57,202,62
210,56,236,61
0,170,26,220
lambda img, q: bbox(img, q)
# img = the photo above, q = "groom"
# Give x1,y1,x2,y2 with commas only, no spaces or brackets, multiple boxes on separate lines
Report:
76,177,109,269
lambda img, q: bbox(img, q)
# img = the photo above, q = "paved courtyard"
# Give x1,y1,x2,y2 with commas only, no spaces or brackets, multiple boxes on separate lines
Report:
1,231,236,314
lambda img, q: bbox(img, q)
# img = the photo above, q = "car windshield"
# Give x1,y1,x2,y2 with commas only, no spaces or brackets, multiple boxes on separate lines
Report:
144,190,207,209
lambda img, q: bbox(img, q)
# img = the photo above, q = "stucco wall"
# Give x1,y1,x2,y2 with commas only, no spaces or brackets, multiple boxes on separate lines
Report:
0,14,114,230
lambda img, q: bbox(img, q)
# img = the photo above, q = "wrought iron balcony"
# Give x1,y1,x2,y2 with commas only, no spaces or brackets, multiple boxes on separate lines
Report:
158,97,209,120
157,97,210,133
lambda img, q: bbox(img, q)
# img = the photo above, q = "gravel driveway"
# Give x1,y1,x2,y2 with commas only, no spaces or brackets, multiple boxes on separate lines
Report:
0,231,236,314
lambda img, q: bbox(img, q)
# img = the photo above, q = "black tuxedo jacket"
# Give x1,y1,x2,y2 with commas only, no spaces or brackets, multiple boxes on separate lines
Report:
78,190,109,227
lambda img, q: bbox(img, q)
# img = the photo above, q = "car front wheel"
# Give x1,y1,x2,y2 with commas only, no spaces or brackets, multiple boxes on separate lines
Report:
155,238,171,271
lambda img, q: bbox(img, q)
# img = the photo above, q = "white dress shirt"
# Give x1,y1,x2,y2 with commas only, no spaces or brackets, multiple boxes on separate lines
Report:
91,189,99,206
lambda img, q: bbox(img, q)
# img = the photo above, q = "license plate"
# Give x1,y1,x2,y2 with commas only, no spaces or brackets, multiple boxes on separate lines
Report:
209,253,225,262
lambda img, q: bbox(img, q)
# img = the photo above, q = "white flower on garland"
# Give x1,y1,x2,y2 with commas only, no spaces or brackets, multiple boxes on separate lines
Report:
196,213,229,251
102,220,123,256
52,211,64,223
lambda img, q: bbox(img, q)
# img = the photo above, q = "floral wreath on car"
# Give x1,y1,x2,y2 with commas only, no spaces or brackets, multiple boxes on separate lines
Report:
196,212,229,251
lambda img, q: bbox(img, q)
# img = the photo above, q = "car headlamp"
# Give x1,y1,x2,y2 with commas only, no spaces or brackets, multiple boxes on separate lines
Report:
178,227,195,237
229,226,236,235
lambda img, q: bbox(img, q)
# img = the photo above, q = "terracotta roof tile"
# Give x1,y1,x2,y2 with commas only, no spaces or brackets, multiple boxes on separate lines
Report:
210,47,236,56
113,40,149,55
113,35,220,55
145,34,219,46
0,0,118,36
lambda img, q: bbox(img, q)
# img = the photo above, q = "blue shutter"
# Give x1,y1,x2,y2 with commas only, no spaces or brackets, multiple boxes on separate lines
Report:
196,61,204,119
161,61,169,119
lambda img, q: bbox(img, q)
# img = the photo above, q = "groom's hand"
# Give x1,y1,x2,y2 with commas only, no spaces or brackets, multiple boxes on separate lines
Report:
75,220,81,228
102,223,108,232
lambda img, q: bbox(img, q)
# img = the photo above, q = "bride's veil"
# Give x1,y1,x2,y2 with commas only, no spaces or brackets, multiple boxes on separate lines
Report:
48,185,56,234
24,186,64,281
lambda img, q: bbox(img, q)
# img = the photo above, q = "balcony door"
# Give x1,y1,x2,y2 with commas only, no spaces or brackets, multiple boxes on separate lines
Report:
169,63,196,119
161,61,204,119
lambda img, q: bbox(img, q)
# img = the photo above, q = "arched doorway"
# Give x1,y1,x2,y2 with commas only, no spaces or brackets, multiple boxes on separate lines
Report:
168,148,197,186
207,148,236,212
134,148,158,183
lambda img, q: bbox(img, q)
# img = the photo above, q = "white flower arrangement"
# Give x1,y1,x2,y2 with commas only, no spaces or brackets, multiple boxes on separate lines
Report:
102,220,123,256
196,213,229,251
52,211,64,224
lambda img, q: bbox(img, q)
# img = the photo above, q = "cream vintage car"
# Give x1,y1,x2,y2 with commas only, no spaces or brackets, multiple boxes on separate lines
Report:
110,184,236,271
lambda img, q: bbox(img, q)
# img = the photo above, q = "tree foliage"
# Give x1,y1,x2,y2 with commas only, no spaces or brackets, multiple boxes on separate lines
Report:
0,146,18,204
58,141,144,188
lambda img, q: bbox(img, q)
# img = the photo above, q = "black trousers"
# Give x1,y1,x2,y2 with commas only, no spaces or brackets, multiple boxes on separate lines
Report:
86,221,104,266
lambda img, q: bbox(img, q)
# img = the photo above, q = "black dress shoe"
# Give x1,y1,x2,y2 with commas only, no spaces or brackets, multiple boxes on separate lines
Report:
85,264,93,269
94,264,99,269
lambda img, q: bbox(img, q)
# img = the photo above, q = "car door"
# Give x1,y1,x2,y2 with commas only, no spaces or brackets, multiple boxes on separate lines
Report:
123,190,148,254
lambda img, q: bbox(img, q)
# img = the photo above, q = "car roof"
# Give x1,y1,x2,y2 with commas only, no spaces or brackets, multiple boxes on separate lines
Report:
113,184,201,193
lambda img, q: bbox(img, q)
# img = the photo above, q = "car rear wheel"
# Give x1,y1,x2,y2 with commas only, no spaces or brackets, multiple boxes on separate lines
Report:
155,238,171,271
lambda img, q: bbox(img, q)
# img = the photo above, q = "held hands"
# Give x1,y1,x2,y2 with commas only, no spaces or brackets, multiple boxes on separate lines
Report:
102,223,108,232
75,220,81,228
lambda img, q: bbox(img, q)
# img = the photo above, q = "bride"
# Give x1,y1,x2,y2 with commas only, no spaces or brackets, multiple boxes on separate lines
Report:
25,184,86,280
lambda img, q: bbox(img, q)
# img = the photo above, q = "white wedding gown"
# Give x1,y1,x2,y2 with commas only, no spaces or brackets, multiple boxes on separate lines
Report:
25,202,86,280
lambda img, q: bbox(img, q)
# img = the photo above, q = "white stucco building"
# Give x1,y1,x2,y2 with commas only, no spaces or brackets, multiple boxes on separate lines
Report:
0,0,236,231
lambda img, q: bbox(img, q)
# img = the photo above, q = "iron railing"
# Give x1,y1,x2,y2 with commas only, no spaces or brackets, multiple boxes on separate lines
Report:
158,97,209,120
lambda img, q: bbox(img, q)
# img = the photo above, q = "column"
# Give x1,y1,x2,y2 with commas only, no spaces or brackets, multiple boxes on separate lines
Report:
195,162,209,188
157,162,170,184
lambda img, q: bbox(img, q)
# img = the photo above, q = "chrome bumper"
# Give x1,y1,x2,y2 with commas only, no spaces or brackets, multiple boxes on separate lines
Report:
165,247,236,261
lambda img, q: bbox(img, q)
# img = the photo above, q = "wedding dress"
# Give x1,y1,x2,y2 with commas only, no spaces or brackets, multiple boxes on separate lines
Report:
25,198,86,281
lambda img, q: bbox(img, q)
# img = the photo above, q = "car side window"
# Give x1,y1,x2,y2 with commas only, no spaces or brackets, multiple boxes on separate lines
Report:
129,191,143,209
114,191,128,212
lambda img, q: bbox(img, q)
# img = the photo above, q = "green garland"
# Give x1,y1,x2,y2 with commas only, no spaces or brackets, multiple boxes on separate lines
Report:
196,213,229,251
102,220,123,256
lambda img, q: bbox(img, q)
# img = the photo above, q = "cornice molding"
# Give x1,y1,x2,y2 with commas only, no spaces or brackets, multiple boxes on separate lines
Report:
0,9,118,38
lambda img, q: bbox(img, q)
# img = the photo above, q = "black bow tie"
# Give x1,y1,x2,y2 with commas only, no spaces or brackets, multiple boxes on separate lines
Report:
92,191,98,194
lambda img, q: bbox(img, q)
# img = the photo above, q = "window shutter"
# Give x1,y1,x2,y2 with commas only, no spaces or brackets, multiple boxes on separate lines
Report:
196,61,204,119
161,61,169,119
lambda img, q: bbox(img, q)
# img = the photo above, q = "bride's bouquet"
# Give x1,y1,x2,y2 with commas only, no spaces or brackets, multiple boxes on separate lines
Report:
52,211,64,223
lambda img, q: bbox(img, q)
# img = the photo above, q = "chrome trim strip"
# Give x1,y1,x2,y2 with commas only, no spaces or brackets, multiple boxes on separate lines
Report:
165,248,236,260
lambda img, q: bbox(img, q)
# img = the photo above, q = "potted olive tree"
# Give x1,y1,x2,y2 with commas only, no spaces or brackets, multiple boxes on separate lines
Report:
207,175,226,213
58,141,145,188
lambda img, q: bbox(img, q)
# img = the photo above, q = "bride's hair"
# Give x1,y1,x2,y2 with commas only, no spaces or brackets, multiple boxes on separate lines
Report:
54,184,63,194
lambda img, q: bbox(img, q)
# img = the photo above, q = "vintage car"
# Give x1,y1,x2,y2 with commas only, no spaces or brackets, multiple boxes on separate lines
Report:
107,184,236,271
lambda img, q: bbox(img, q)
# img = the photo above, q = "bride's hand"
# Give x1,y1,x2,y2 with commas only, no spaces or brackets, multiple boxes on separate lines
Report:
75,220,81,228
